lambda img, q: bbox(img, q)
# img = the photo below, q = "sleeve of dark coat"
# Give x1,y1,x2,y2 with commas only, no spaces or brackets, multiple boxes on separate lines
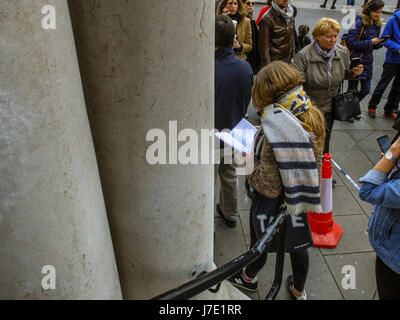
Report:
258,18,271,66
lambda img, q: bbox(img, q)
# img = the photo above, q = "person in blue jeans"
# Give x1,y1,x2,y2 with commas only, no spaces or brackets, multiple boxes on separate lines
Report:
367,9,400,120
346,0,385,104
359,136,400,300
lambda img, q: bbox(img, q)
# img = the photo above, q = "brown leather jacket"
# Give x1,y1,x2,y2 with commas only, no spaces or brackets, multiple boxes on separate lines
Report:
258,6,295,66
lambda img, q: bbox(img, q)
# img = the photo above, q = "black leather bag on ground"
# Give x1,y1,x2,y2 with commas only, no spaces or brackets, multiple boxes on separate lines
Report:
332,82,361,121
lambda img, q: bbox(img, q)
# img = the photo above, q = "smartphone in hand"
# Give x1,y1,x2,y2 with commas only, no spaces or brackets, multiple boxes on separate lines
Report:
350,57,361,69
380,35,390,42
377,135,391,154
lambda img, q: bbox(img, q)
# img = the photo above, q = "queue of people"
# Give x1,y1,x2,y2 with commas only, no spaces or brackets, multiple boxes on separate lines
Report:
214,0,400,300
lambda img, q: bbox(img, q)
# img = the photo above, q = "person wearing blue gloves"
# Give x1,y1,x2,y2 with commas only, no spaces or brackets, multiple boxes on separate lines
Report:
366,9,400,120
359,136,400,300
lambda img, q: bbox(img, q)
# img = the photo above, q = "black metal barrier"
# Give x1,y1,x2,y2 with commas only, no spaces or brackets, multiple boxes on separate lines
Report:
152,209,288,300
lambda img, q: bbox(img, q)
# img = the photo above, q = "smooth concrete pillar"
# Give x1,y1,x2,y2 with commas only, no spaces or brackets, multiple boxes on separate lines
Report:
68,0,245,299
0,0,122,299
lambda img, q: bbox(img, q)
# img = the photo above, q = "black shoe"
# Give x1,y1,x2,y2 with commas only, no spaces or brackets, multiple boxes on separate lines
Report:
228,271,258,292
346,118,354,123
286,275,307,300
320,4,326,8
354,115,361,121
331,6,336,9
216,204,236,228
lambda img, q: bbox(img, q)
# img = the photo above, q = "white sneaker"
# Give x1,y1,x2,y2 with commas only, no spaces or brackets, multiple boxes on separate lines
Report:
286,275,307,300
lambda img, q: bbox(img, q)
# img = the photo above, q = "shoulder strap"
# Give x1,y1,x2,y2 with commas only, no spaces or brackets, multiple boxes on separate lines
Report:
358,25,365,40
349,24,365,56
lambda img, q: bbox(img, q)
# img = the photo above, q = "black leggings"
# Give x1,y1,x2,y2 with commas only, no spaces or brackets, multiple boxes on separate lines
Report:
245,213,309,292
376,255,400,300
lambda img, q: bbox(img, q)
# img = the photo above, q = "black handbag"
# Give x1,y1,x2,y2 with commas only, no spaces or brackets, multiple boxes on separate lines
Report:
332,82,361,121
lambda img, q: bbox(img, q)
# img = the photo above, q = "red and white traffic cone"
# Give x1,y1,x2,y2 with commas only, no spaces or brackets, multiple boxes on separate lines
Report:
307,154,343,248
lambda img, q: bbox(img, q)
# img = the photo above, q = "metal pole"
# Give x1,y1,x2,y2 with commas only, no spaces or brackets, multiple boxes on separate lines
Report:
265,217,287,300
397,0,400,10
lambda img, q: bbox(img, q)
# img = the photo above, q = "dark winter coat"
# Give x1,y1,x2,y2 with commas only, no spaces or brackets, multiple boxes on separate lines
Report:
215,47,254,133
246,19,261,74
345,14,382,80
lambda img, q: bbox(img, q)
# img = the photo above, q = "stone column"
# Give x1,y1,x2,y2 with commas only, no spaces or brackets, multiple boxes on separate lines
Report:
0,0,121,299
68,0,246,299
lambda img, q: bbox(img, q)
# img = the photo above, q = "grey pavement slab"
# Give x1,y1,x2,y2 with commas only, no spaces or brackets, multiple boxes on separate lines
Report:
357,130,397,153
306,248,344,300
333,185,365,216
351,190,374,218
333,118,375,131
345,130,375,144
330,131,360,151
324,252,377,300
320,215,373,255
214,217,248,267
330,150,374,189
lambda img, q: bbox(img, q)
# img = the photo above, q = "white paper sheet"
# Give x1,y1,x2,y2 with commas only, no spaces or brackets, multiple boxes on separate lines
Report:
215,118,257,154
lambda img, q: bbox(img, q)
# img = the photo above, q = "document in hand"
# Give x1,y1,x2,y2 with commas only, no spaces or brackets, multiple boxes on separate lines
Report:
215,118,257,154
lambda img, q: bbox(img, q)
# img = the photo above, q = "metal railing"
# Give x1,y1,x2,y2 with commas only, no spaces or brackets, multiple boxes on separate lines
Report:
152,209,288,300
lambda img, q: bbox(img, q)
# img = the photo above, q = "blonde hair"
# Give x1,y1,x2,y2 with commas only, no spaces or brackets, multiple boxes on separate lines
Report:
312,18,341,40
252,61,326,149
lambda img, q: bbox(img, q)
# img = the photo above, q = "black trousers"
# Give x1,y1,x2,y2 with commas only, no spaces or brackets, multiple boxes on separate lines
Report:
376,255,400,300
368,63,400,114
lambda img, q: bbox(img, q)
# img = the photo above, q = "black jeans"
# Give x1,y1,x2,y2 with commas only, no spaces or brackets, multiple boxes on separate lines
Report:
348,79,371,103
368,63,400,114
246,212,309,292
375,255,400,300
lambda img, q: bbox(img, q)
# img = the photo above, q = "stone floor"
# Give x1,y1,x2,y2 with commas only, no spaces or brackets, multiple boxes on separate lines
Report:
214,99,398,300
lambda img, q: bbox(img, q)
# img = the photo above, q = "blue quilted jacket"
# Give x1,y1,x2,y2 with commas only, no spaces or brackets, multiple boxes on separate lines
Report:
345,15,382,81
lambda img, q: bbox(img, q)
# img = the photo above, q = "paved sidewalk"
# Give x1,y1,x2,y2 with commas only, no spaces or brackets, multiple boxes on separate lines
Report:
214,98,398,300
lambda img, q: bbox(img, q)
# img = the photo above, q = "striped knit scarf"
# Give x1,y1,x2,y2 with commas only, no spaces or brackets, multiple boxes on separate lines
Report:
261,88,323,215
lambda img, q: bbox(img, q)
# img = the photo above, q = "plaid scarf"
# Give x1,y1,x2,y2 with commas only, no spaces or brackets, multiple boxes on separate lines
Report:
261,87,323,215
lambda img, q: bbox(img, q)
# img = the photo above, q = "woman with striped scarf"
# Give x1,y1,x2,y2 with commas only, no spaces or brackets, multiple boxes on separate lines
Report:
228,61,326,300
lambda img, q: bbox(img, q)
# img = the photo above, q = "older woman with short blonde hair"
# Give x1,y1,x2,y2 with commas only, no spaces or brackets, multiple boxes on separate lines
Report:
293,18,363,157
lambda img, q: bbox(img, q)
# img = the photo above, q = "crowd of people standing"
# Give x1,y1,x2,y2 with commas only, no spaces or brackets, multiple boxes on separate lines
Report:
214,0,400,300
